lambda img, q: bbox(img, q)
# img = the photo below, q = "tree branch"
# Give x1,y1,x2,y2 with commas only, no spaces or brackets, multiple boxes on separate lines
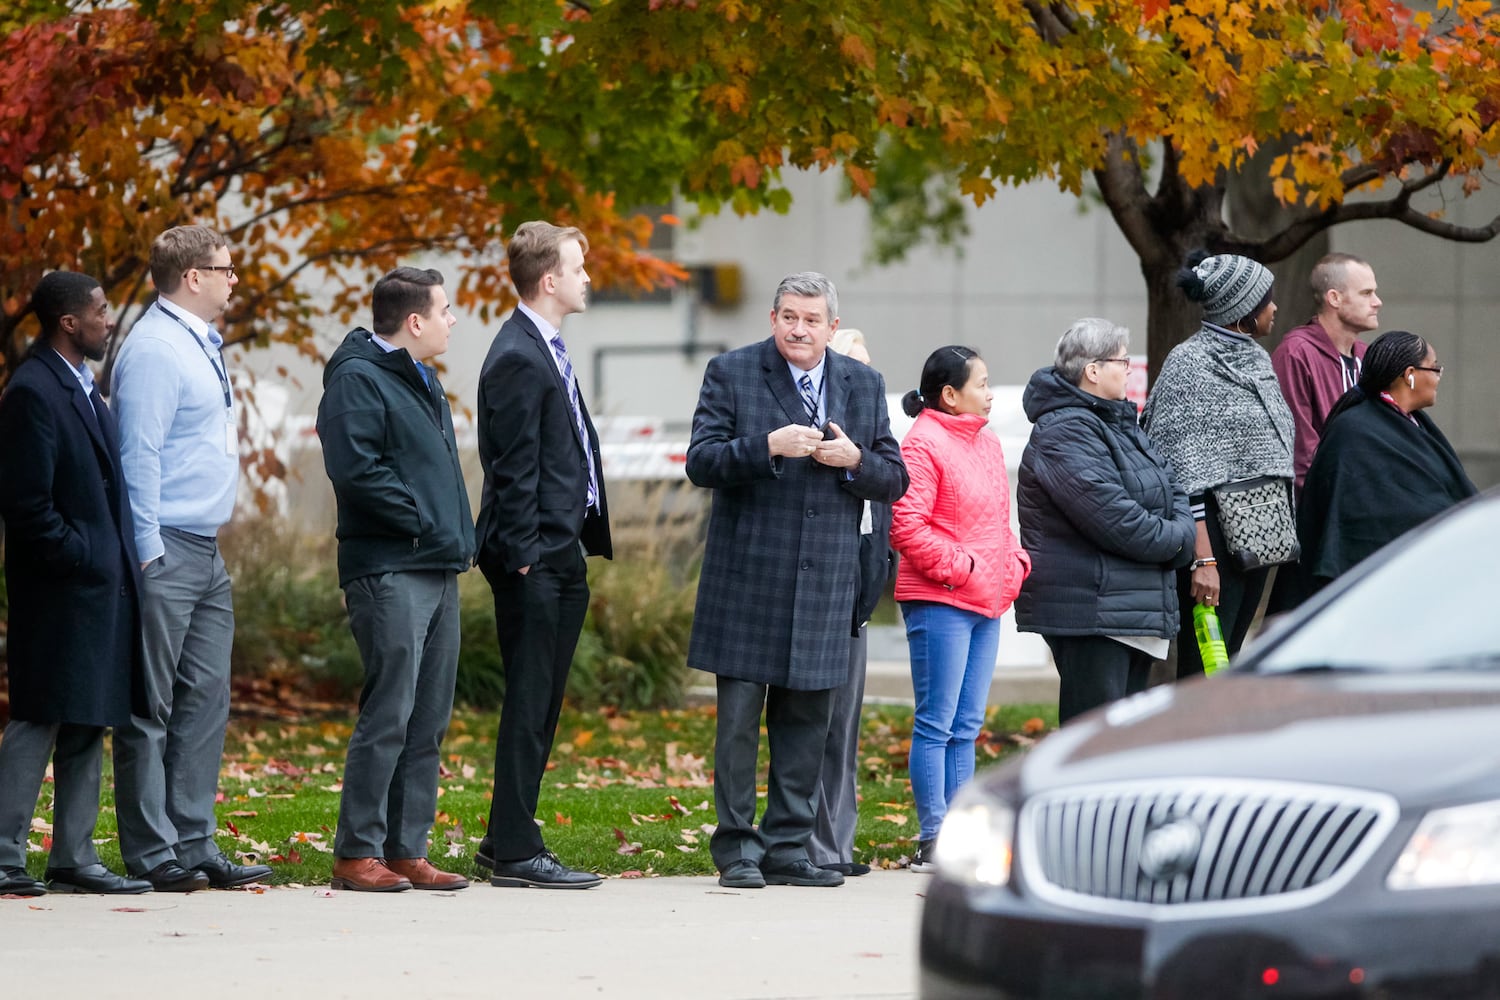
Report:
1093,132,1162,264
1224,161,1500,262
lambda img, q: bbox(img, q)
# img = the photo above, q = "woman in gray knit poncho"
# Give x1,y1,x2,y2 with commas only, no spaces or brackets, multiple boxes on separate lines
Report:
1141,253,1294,676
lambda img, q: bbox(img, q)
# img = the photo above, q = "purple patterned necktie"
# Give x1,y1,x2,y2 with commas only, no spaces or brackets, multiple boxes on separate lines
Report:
798,372,819,425
549,334,599,510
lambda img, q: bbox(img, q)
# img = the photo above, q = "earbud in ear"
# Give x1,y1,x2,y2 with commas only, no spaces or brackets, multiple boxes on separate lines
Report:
1407,374,1415,389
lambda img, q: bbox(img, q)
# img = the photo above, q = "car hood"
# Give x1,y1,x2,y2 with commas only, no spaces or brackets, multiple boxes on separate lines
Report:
1016,674,1500,810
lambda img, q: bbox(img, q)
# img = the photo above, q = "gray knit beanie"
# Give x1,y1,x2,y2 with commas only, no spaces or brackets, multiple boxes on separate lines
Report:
1188,254,1274,325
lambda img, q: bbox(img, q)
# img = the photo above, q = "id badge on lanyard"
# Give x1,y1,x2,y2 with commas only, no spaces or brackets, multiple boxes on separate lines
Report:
155,302,237,456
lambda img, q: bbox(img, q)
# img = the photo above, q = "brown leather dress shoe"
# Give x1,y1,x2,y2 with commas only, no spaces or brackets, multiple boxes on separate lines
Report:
329,857,412,892
386,857,469,890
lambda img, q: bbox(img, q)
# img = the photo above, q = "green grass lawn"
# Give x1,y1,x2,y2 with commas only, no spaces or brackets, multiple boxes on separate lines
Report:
17,702,1056,884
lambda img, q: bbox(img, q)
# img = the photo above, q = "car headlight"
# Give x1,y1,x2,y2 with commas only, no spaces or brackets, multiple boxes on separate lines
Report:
1388,800,1500,890
934,792,1015,888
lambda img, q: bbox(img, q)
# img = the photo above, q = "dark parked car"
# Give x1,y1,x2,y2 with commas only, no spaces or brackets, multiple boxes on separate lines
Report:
920,490,1500,999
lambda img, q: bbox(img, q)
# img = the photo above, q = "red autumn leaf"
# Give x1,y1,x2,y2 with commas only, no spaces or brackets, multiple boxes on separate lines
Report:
554,813,572,826
286,847,303,865
612,827,643,856
619,870,645,879
226,819,239,837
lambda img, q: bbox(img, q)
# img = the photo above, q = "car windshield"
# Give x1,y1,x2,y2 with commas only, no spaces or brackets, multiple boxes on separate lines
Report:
1251,494,1500,674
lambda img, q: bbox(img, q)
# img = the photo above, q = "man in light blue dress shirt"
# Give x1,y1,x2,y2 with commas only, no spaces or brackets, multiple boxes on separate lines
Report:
111,225,271,892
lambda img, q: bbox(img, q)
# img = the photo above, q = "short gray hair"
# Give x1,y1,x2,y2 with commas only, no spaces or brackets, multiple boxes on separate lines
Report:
1055,317,1129,385
772,271,838,322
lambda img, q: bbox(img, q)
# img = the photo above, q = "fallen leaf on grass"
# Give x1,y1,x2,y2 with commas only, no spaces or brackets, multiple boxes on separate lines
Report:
554,813,572,826
876,814,909,826
618,870,645,879
228,810,258,818
1021,717,1047,736
612,828,642,856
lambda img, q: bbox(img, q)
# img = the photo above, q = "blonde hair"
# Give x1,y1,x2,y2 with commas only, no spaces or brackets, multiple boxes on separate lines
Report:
830,328,866,356
508,221,589,301
150,225,229,294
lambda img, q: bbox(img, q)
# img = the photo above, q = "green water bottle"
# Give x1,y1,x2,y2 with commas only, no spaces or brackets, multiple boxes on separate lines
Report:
1193,603,1230,675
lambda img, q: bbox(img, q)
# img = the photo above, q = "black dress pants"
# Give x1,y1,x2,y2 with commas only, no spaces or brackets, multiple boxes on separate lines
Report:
1175,499,1271,678
1046,636,1155,725
484,544,590,862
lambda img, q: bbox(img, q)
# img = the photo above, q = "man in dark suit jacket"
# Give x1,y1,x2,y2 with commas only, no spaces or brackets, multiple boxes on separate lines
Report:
472,222,611,889
687,272,907,890
0,271,151,895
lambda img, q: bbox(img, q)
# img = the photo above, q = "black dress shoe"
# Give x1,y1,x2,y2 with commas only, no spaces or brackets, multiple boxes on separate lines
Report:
0,865,46,897
489,850,601,889
142,860,210,893
763,859,844,887
194,852,273,888
818,861,872,877
717,859,765,889
44,863,151,895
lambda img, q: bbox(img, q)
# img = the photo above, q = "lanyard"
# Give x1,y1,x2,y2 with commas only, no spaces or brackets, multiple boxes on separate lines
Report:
154,302,232,410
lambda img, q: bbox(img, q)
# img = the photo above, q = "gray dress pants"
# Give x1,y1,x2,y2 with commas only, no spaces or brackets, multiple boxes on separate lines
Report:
710,676,833,871
334,570,460,859
809,626,868,867
113,527,234,874
0,721,105,869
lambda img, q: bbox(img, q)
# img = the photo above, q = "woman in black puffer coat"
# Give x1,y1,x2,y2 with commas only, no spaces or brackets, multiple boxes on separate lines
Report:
1016,318,1196,723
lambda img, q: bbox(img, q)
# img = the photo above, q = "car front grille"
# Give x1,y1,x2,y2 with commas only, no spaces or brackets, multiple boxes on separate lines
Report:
1019,779,1399,916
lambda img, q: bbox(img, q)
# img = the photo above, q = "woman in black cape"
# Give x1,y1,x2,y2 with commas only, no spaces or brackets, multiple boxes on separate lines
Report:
1298,330,1477,594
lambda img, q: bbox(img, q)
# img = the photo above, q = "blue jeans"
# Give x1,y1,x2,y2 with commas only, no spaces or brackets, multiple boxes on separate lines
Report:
903,602,1001,840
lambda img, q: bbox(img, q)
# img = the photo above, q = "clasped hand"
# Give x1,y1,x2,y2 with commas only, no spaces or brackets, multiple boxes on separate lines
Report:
768,422,860,469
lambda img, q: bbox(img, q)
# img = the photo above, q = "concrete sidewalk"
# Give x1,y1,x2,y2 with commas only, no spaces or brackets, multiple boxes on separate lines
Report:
4,872,928,999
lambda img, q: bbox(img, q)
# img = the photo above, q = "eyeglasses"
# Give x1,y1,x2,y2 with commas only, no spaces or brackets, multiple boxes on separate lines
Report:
190,264,237,278
1092,357,1132,369
1415,365,1444,377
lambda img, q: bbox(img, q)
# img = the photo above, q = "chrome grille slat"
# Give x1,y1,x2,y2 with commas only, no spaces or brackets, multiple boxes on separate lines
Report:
1020,779,1398,917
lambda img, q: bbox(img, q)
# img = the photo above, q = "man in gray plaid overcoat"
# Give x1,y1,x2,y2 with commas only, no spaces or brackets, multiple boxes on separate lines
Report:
686,272,907,890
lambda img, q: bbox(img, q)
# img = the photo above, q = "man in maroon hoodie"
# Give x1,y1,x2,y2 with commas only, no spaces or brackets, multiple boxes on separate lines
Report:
1272,253,1382,492
1267,254,1381,613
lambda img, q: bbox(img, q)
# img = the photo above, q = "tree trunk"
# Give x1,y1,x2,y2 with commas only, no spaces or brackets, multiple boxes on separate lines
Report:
1143,259,1202,386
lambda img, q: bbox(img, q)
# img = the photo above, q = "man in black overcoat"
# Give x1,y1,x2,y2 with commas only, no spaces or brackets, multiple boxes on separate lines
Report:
687,272,907,889
0,272,150,895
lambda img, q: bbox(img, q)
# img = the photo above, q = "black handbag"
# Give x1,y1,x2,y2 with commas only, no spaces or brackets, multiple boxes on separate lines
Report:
1212,476,1299,571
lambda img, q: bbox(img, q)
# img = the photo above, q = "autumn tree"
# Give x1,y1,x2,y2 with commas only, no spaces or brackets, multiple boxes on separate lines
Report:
453,0,1500,365
0,0,681,403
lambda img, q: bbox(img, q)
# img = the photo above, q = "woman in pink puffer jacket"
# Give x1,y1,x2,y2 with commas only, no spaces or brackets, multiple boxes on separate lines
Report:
891,346,1031,873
